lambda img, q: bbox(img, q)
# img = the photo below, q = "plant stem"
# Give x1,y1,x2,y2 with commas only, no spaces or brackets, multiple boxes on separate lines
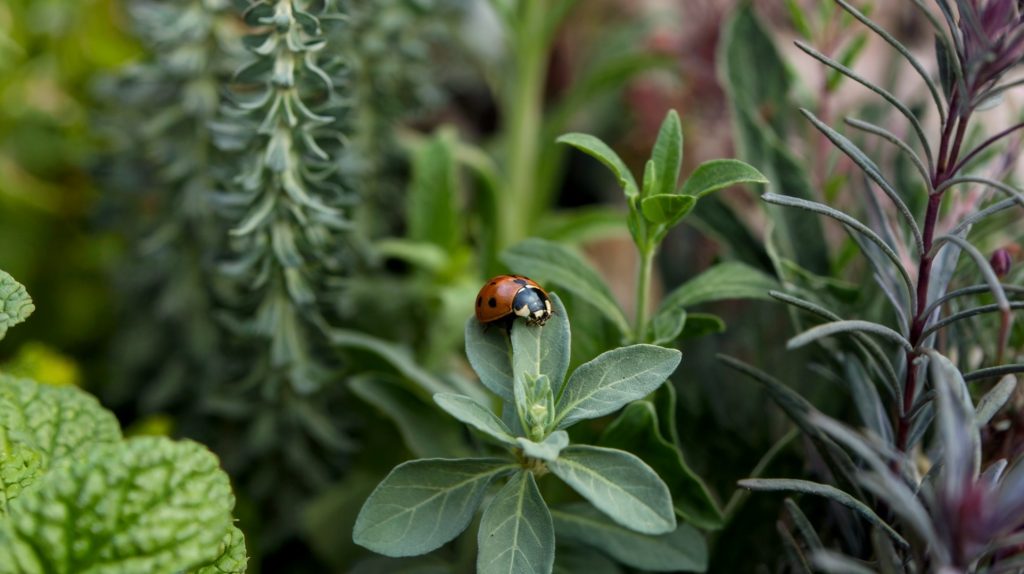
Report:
635,247,655,342
499,2,549,252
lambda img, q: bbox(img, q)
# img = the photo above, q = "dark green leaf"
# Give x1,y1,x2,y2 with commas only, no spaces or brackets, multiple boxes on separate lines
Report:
408,130,459,250
650,110,683,197
600,401,724,530
552,503,706,572
352,379,472,459
640,194,696,225
556,133,639,197
678,313,726,340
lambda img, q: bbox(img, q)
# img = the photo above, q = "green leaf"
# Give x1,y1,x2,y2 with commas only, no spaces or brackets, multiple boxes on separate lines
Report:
556,133,639,198
502,239,631,336
680,159,768,199
555,345,681,429
408,130,459,250
328,328,458,397
464,317,515,402
434,393,516,446
374,239,450,273
678,313,726,340
650,110,683,197
738,478,907,547
975,375,1017,426
648,307,686,346
656,262,776,317
548,445,675,534
552,503,705,572
352,378,471,459
477,471,554,574
516,430,569,462
0,437,237,574
535,207,628,244
784,0,812,39
511,293,571,391
640,194,696,225
0,442,41,516
600,402,724,530
353,458,513,557
553,543,622,574
0,375,121,468
0,270,34,341
193,525,248,574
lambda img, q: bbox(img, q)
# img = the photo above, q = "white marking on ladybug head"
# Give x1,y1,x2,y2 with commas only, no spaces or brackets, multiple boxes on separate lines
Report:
514,304,532,318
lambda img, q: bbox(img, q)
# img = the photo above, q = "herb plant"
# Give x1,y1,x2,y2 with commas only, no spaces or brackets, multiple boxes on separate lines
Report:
0,270,248,573
720,1,1024,571
353,293,707,573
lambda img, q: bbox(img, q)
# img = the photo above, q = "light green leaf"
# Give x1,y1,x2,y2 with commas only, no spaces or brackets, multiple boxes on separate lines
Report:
678,313,726,340
600,402,724,530
0,375,121,468
477,472,554,574
374,239,450,273
648,307,686,346
555,345,681,429
517,430,569,462
511,293,570,391
0,442,41,516
353,458,513,557
350,378,471,459
0,271,33,341
556,134,638,198
502,239,630,336
548,445,675,534
465,317,514,402
408,130,459,250
535,207,628,244
640,194,696,225
434,393,516,446
680,159,768,199
552,503,707,572
192,525,248,574
650,110,683,197
656,262,777,316
328,329,457,396
0,437,237,574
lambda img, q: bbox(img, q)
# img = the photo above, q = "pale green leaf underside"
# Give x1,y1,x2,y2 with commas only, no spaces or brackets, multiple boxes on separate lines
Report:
556,345,681,429
0,437,237,574
548,445,675,535
477,472,554,574
552,503,707,572
434,393,516,446
517,430,569,462
0,271,34,341
353,458,513,557
511,294,570,394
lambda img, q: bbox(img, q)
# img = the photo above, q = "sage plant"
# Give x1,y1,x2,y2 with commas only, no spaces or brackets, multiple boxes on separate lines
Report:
727,0,1024,571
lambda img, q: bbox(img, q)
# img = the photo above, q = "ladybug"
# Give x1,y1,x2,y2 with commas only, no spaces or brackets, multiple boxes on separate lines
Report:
475,275,552,326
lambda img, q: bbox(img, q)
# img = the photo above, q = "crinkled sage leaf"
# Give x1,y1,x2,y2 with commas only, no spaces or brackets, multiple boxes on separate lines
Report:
0,436,237,574
353,458,513,557
0,442,41,515
0,271,34,342
547,445,675,535
193,525,248,574
477,471,554,574
552,503,706,572
555,345,681,429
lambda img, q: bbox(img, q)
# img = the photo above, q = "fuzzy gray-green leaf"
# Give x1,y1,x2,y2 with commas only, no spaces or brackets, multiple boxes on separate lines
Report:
465,317,515,402
0,271,34,341
548,445,675,534
552,503,706,572
353,458,513,557
557,133,639,197
555,345,681,428
477,472,554,574
650,110,683,197
680,159,768,199
511,293,570,392
434,393,517,446
517,430,569,462
0,437,237,574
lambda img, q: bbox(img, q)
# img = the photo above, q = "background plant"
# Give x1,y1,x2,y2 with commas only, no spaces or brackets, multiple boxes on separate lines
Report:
722,0,1024,570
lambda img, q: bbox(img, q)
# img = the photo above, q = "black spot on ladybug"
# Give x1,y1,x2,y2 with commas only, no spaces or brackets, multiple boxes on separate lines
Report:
488,297,497,308
513,278,528,286
476,296,482,307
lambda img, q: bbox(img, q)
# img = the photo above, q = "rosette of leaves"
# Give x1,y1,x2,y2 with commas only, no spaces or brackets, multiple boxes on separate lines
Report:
0,271,247,573
100,0,243,411
353,294,708,573
718,0,1024,570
